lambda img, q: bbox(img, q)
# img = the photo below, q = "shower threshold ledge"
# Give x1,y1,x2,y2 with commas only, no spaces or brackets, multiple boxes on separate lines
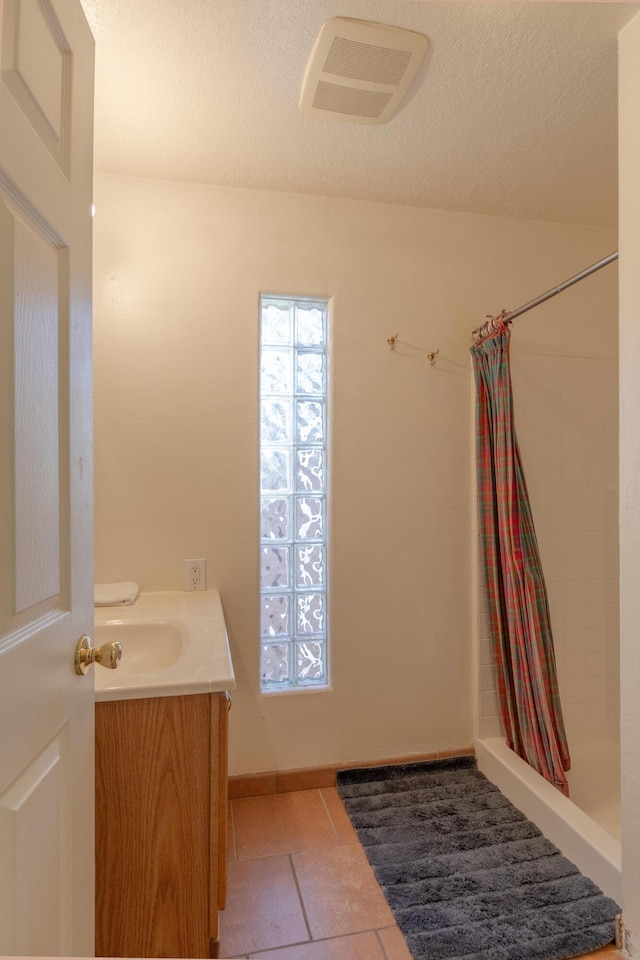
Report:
476,737,621,906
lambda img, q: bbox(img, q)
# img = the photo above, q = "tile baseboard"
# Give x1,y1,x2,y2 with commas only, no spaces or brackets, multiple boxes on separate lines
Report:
228,746,475,799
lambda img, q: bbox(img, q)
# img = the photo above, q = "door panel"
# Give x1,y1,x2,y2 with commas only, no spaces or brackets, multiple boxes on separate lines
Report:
0,0,94,952
2,0,71,170
13,209,64,612
0,730,73,954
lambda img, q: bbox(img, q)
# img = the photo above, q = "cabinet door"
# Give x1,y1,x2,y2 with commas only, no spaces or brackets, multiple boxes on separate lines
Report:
96,694,211,958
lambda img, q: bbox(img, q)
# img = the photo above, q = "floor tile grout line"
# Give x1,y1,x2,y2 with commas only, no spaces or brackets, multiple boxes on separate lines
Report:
289,852,314,944
318,785,341,841
375,928,391,960
244,937,310,957
234,846,338,863
242,927,401,958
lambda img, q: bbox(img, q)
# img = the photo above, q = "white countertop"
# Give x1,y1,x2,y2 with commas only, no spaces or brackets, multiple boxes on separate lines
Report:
93,589,235,702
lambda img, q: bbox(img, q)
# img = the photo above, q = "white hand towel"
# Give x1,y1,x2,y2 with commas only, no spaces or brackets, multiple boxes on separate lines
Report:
94,581,140,606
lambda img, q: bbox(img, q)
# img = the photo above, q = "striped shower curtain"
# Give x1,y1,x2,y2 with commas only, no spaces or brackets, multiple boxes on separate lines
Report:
471,317,571,796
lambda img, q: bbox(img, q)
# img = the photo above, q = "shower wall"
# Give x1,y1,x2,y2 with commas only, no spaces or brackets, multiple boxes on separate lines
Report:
477,350,619,746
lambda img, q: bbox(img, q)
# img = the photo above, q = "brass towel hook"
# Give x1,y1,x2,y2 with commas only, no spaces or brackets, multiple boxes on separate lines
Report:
387,335,439,367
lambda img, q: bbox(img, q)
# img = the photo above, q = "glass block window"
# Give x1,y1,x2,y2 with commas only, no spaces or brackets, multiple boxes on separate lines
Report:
260,296,329,691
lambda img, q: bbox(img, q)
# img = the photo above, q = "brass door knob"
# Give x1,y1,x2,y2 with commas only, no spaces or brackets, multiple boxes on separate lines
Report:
75,635,122,675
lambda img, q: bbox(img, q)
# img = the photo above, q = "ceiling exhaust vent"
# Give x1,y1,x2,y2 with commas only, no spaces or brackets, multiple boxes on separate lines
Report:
300,18,429,125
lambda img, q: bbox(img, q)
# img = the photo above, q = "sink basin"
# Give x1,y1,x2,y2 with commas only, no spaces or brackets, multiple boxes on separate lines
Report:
93,590,235,702
95,620,185,674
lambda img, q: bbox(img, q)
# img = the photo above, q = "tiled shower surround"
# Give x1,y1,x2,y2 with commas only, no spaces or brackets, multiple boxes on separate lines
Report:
477,353,619,746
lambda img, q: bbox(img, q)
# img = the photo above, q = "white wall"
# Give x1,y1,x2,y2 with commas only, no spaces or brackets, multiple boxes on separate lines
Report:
93,174,615,775
619,9,640,948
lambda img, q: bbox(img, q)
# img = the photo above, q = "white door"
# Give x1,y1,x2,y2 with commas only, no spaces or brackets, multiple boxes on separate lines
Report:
0,0,95,953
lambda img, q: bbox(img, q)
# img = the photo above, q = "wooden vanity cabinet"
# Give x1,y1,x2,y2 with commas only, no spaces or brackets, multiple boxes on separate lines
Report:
95,691,229,959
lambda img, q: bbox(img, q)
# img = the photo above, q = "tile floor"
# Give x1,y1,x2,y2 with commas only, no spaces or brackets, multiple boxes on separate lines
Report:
219,787,622,960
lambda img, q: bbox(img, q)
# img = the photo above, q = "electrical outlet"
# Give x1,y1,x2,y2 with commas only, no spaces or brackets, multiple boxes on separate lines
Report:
183,558,206,591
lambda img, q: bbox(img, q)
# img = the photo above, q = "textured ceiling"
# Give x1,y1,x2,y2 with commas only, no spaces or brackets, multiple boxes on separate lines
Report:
80,1,639,226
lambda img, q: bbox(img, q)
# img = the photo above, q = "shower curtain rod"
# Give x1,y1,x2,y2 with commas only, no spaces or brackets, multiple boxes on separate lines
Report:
505,251,619,323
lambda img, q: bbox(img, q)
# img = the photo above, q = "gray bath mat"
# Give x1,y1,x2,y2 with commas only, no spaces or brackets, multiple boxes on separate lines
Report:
337,757,619,960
